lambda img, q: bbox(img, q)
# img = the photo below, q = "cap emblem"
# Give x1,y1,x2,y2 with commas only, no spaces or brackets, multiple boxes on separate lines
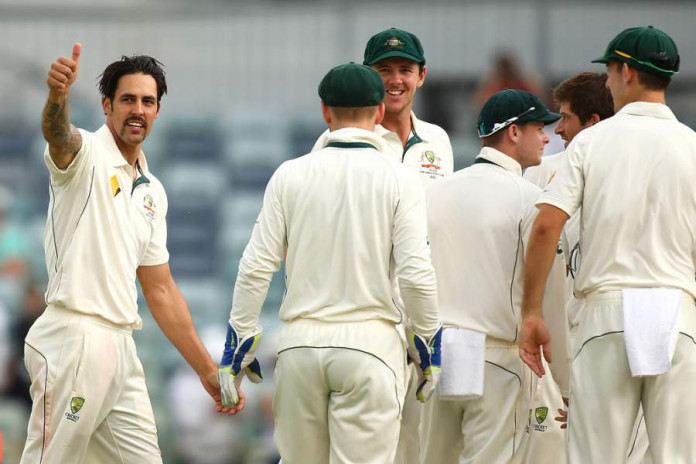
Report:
385,37,404,49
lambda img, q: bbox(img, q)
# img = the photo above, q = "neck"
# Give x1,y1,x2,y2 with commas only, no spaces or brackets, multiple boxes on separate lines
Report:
622,88,666,109
330,121,376,132
381,110,413,148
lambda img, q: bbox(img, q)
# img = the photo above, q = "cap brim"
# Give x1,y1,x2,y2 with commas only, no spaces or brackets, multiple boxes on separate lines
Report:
591,56,611,64
519,109,561,126
365,50,424,66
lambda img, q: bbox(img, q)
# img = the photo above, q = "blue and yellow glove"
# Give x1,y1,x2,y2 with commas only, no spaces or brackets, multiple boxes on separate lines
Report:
218,323,263,407
406,325,443,403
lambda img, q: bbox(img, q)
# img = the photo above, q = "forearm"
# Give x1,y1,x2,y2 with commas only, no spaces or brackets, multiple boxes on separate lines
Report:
522,214,566,318
42,95,81,166
146,281,217,375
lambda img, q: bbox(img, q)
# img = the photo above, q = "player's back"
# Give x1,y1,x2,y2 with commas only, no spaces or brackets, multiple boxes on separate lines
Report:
554,102,696,297
277,135,424,325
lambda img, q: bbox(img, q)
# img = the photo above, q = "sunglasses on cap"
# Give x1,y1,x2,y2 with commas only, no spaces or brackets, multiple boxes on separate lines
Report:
478,106,536,138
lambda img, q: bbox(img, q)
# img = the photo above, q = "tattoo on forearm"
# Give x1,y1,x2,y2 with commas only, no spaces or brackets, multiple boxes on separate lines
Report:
42,100,81,158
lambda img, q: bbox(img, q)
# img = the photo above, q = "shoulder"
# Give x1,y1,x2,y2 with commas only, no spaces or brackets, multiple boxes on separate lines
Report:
417,119,452,146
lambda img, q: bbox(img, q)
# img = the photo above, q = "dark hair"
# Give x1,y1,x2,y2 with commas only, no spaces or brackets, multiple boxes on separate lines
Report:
635,68,671,91
98,55,167,102
553,72,614,124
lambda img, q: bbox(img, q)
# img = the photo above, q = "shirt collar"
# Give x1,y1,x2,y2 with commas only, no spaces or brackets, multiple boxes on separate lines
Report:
617,101,677,121
322,127,388,153
95,124,150,171
474,147,523,176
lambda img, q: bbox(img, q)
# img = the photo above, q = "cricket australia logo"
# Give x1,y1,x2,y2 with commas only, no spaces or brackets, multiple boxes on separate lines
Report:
142,193,157,223
533,407,549,432
385,37,404,49
65,397,85,422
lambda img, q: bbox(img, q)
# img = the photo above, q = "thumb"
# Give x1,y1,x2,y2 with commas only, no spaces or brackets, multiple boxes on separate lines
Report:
71,43,82,64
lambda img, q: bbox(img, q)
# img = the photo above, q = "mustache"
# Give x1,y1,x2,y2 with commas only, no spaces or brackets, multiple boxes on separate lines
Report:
125,117,146,127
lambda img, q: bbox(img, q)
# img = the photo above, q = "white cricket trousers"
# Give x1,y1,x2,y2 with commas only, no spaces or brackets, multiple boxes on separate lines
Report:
273,319,406,464
420,339,526,464
520,358,567,464
20,305,162,464
568,291,696,464
393,363,421,464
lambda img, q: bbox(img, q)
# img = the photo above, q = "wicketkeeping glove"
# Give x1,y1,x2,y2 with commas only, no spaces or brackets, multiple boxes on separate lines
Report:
218,323,263,407
406,325,443,403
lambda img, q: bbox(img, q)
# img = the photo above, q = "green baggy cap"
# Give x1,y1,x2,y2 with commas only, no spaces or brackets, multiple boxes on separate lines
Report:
363,28,425,66
592,26,679,77
318,62,386,107
477,89,560,138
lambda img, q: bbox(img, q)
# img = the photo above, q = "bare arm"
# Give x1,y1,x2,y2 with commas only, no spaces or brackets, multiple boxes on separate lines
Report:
519,204,569,376
137,263,244,415
43,43,83,169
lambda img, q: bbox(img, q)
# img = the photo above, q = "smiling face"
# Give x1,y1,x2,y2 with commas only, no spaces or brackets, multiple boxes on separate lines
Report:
372,57,426,117
102,73,160,156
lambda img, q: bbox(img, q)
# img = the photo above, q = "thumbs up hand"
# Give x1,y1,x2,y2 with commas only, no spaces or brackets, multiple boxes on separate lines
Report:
47,43,81,101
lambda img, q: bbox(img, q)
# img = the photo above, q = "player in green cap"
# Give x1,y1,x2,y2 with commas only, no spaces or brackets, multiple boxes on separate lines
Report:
219,62,442,464
311,30,454,464
421,88,570,464
520,26,695,464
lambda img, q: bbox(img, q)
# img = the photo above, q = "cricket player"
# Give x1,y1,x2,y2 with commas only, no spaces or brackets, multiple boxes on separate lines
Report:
311,29,454,463
20,44,237,464
218,63,442,464
421,89,571,464
520,26,695,464
521,72,615,464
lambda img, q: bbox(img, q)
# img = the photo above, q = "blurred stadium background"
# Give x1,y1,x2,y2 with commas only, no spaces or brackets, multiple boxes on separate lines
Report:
0,1,694,462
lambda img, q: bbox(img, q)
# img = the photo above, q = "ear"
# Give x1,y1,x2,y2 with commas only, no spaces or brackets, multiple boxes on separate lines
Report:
588,113,601,126
621,62,634,84
375,102,385,125
102,97,111,116
321,102,332,126
508,123,521,142
417,65,427,88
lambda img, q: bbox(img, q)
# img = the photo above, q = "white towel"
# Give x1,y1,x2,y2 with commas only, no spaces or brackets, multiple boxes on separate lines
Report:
622,288,682,377
436,328,486,400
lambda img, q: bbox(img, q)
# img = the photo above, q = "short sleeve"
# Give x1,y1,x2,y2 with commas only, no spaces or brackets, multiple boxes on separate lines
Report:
538,136,586,217
139,183,170,266
44,128,93,186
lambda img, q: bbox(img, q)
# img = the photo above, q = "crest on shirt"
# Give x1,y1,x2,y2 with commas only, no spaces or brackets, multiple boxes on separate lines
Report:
420,150,441,169
142,193,157,222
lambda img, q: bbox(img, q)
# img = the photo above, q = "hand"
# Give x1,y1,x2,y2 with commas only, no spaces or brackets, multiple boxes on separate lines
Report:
200,370,245,415
555,397,569,429
519,314,551,378
406,325,443,403
47,43,81,100
218,324,263,408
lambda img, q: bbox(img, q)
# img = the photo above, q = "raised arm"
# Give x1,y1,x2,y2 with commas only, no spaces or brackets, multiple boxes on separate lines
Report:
43,43,83,169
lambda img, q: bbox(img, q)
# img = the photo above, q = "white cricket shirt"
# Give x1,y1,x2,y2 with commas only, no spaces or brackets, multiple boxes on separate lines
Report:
540,102,696,298
44,125,169,329
427,147,570,391
230,127,439,339
311,112,454,186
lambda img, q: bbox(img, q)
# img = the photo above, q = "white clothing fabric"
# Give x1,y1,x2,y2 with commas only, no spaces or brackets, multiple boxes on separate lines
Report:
524,151,584,329
569,291,696,464
43,125,169,329
230,127,439,339
539,102,696,299
426,147,571,394
420,342,526,464
437,328,486,399
21,306,161,464
311,112,454,186
622,288,682,376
